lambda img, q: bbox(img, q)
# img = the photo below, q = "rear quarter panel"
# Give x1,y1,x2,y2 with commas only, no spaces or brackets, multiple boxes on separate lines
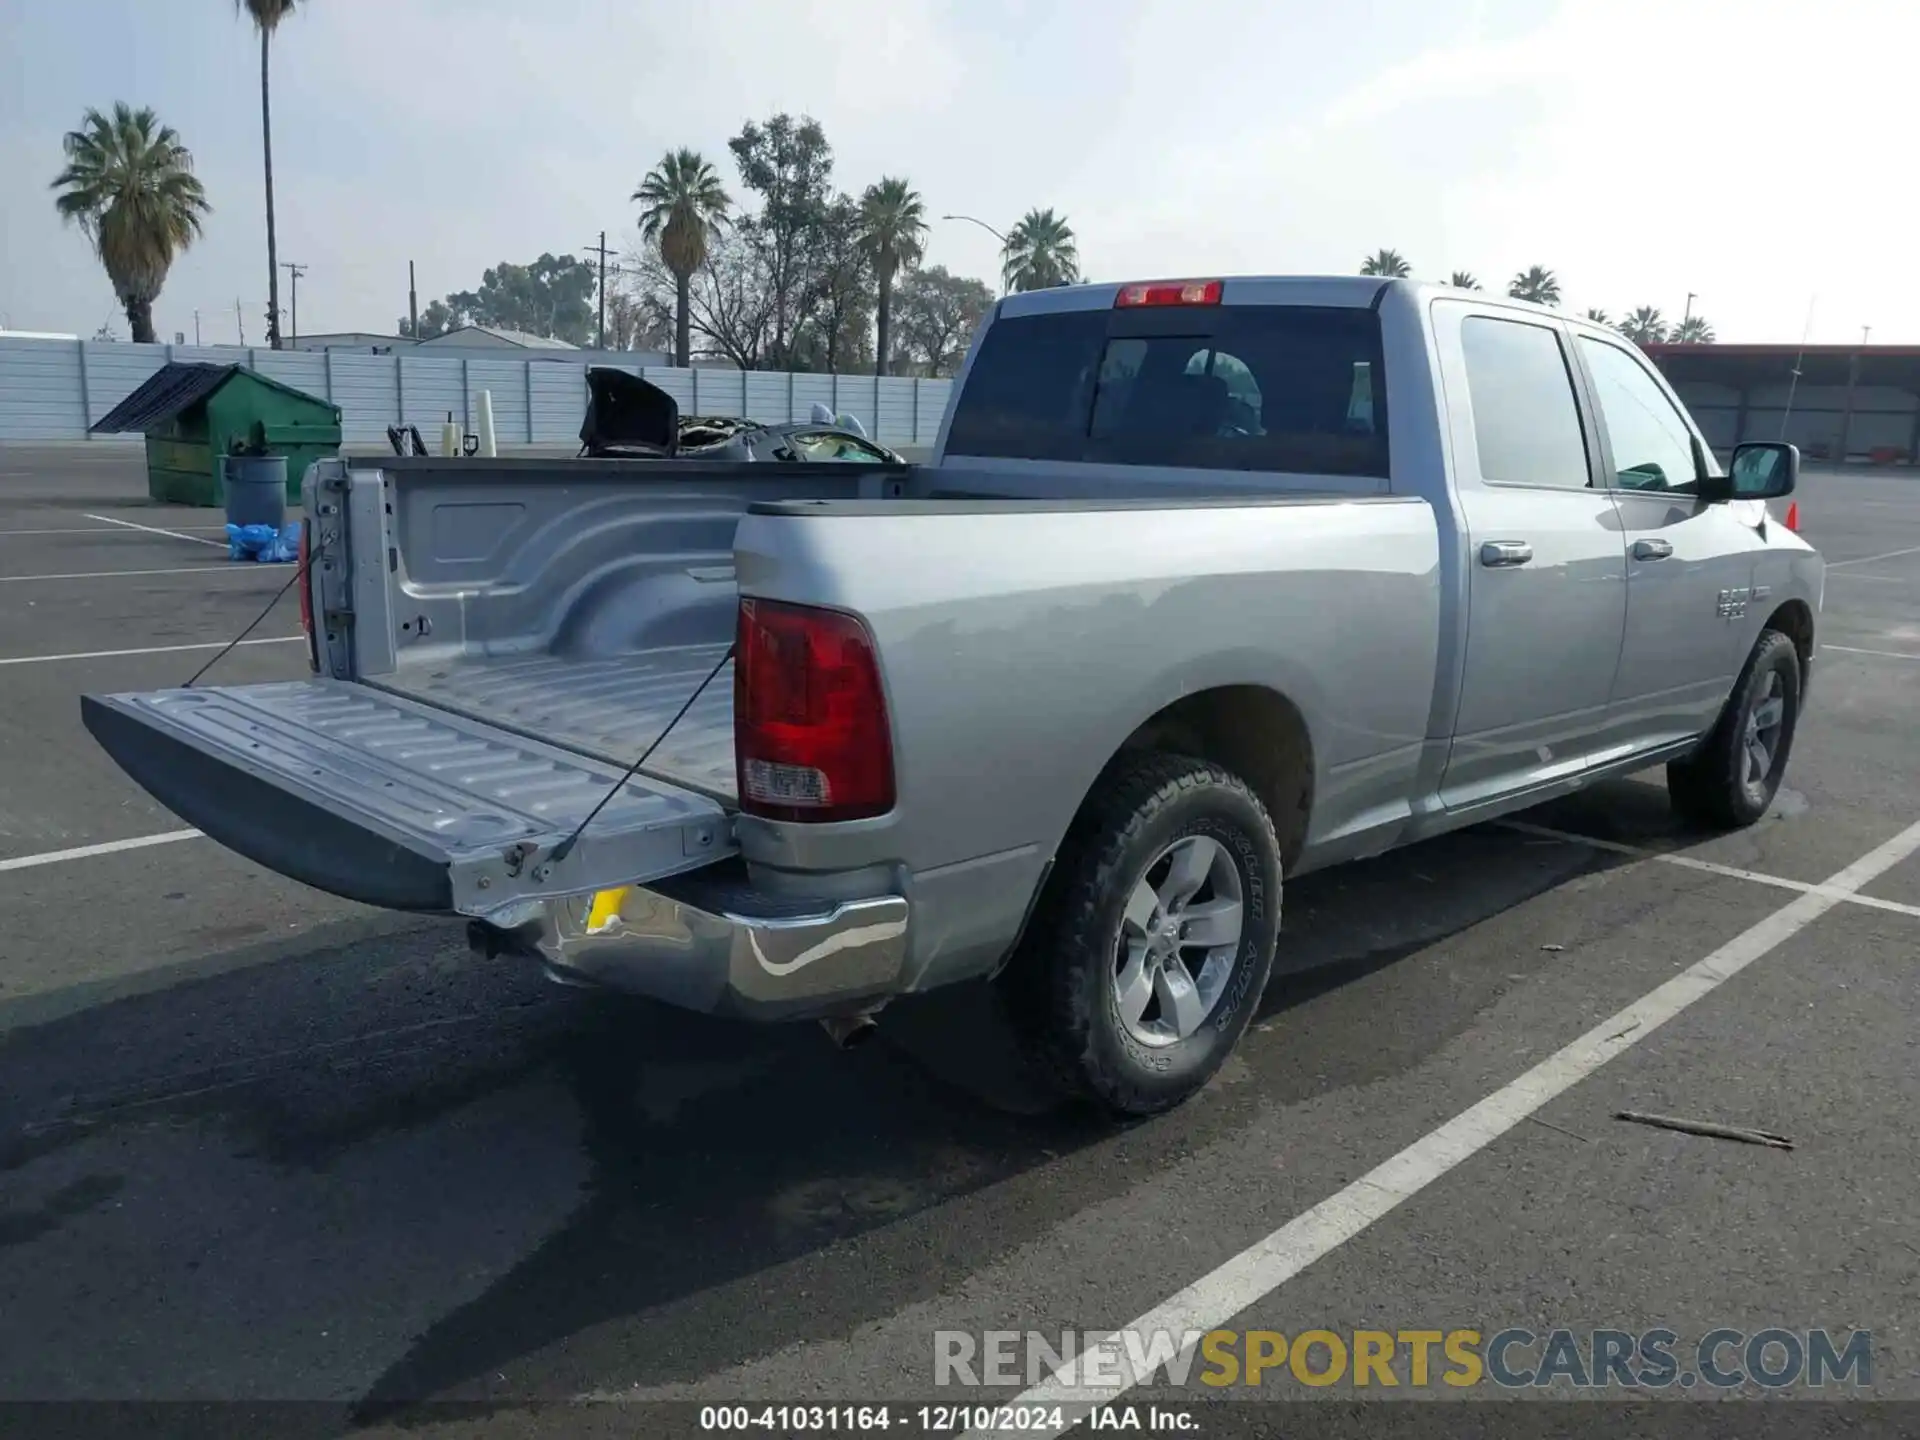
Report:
733,496,1441,990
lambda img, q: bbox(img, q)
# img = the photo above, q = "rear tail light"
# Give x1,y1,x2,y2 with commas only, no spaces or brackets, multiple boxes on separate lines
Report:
1114,279,1222,308
735,598,895,823
297,523,319,672
1783,501,1800,532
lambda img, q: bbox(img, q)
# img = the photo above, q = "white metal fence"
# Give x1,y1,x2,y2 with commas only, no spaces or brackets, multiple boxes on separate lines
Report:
0,336,957,449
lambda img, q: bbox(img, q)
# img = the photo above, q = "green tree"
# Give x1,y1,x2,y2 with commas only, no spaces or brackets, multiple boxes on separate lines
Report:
1448,270,1480,290
891,265,994,375
397,298,454,340
51,103,211,344
444,254,597,343
1619,306,1667,345
1670,315,1715,344
236,0,296,347
1360,249,1411,277
633,148,731,367
1508,265,1561,305
1583,307,1612,326
792,196,873,373
1001,208,1080,292
858,177,927,377
728,113,835,368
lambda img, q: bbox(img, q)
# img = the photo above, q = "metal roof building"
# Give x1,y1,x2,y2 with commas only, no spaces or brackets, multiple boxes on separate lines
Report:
291,327,583,353
1647,343,1920,464
418,326,579,350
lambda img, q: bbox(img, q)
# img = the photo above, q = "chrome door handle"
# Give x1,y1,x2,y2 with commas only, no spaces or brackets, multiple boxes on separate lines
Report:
1632,538,1674,561
1480,540,1533,567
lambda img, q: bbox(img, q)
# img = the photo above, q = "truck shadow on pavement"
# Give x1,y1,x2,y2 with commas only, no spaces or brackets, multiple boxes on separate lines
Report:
0,789,1658,1418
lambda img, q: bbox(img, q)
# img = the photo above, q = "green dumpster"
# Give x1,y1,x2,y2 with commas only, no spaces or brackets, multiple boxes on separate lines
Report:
88,362,343,508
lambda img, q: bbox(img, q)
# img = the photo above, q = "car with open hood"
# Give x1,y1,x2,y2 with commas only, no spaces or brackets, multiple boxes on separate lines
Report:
578,366,903,464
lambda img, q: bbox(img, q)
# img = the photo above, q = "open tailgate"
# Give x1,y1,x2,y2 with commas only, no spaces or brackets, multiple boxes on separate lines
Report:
81,680,734,918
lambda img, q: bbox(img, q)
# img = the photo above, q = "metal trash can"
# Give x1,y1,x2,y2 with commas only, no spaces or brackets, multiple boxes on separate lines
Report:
223,454,289,530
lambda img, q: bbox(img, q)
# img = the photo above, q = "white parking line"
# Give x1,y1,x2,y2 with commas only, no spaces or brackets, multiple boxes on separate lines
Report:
1827,545,1920,570
982,816,1920,1434
1500,820,1920,921
0,830,200,874
0,526,229,537
1825,573,1908,584
0,566,258,584
0,636,302,667
80,513,226,548
1824,643,1920,661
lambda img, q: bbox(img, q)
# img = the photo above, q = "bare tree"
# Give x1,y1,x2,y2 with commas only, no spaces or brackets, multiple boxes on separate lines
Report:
629,236,777,371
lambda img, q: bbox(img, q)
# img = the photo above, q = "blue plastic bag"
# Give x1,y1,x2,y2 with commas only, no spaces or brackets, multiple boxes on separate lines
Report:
226,520,302,563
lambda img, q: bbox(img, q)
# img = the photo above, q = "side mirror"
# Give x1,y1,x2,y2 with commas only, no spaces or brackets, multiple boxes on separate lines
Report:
1702,442,1799,503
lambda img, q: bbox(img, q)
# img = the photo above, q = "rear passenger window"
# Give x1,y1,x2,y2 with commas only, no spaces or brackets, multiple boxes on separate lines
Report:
945,305,1389,477
1460,317,1591,489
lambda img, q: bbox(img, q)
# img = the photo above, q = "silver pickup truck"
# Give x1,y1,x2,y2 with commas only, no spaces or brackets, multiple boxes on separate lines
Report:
83,277,1822,1116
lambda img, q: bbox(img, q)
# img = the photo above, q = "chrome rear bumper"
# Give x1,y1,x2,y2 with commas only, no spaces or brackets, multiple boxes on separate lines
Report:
474,864,910,1021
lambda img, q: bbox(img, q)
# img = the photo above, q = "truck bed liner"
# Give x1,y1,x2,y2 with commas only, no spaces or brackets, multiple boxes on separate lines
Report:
374,643,737,802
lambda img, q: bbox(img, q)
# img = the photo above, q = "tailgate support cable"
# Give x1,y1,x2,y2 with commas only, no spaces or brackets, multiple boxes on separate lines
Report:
181,555,309,688
545,641,737,866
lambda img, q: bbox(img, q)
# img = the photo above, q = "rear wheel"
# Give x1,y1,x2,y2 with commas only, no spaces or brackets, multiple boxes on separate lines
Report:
1667,629,1802,830
999,752,1282,1117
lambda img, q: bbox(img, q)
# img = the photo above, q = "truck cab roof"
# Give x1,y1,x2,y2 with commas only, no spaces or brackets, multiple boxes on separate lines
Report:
997,275,1581,319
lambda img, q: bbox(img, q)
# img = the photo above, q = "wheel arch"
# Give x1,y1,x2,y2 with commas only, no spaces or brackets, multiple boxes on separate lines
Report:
1762,598,1815,679
991,683,1314,985
1101,684,1315,872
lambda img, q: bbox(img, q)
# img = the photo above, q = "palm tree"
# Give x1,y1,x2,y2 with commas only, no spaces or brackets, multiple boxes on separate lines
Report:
1508,265,1561,306
1619,306,1667,345
237,0,297,348
1000,209,1080,292
1448,271,1481,290
1360,249,1411,277
858,178,927,377
633,148,731,367
1670,315,1716,344
1584,308,1612,326
51,103,211,344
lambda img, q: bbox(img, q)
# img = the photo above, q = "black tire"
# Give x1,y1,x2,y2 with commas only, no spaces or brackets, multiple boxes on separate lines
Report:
1667,629,1802,830
998,752,1283,1118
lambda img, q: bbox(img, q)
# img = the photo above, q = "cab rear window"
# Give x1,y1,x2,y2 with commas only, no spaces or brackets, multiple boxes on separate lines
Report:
945,305,1388,477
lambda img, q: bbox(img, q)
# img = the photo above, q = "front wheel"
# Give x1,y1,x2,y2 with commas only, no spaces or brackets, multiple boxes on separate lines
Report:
1667,629,1802,830
999,752,1282,1117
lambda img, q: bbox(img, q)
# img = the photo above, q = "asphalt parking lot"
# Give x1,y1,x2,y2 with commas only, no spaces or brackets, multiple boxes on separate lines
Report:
3,443,1919,1438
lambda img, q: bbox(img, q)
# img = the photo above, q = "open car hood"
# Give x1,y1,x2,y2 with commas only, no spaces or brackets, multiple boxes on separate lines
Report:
580,367,905,465
580,367,680,456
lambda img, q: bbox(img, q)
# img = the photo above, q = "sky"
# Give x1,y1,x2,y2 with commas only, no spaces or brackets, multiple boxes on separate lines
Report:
1,0,1911,346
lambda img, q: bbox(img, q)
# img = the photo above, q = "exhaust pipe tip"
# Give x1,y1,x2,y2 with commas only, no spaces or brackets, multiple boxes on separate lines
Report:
821,1013,880,1050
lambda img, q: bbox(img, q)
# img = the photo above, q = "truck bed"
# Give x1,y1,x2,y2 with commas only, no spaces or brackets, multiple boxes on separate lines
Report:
374,643,737,802
306,458,910,813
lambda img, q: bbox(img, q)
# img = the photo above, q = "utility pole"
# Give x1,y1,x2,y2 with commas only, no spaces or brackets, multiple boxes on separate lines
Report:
408,260,419,339
588,231,610,350
193,309,202,346
1684,292,1697,324
1862,325,1873,345
280,262,308,345
235,297,245,346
